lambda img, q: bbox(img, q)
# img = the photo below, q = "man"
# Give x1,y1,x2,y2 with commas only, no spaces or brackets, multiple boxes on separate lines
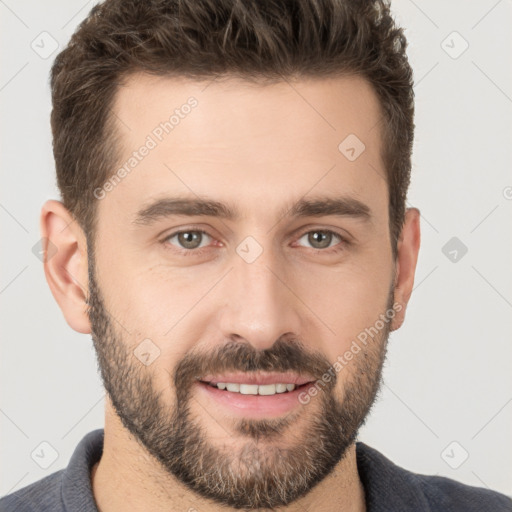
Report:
1,0,510,511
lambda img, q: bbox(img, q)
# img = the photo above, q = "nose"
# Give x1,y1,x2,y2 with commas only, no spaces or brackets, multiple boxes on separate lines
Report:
217,242,303,351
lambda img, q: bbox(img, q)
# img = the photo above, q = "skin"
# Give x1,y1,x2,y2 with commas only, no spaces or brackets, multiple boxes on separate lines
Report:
41,73,420,511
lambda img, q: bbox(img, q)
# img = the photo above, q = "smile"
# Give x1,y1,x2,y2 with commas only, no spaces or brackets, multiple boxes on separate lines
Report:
201,381,309,395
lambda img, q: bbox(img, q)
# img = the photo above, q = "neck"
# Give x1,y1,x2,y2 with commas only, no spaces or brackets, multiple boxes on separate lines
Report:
91,405,366,512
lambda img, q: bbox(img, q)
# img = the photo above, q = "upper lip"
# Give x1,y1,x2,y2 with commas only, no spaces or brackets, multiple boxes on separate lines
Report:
198,372,316,386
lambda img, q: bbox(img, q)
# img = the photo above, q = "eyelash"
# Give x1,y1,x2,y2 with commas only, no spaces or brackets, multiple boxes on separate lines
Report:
161,227,349,257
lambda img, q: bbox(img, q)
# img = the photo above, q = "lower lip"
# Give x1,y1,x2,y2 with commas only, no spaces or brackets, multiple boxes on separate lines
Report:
195,381,313,418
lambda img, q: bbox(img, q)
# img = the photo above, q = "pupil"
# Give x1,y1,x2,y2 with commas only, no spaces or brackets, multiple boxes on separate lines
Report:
179,232,200,249
310,231,330,249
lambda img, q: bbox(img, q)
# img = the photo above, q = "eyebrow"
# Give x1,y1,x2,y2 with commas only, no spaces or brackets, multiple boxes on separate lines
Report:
133,195,372,226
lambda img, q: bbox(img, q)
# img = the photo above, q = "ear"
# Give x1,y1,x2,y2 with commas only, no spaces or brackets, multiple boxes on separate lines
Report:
40,200,91,334
390,207,421,331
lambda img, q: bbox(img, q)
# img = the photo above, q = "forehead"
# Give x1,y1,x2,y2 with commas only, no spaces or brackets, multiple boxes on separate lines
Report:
100,72,387,225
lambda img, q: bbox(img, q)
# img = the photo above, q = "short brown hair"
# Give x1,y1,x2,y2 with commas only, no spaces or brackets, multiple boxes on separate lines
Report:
50,0,414,257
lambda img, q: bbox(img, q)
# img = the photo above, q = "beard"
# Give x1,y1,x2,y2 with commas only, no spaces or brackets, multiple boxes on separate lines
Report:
86,246,393,510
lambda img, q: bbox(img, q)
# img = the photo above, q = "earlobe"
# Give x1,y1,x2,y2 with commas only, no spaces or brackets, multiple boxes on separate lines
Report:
40,200,91,334
390,207,421,332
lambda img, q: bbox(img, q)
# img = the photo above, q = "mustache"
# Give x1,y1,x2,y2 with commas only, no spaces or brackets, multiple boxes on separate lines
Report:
174,337,336,390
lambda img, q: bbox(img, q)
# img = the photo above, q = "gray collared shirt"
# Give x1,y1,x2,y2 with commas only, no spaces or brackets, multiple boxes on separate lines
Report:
1,429,511,511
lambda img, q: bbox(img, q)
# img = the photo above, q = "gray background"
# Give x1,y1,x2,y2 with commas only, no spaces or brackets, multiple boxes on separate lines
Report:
1,0,511,499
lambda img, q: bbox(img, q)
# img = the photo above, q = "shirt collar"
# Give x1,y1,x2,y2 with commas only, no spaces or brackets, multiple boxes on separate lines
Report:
62,429,103,511
356,441,431,511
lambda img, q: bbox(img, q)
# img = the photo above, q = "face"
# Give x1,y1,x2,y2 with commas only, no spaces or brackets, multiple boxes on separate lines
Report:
87,73,398,509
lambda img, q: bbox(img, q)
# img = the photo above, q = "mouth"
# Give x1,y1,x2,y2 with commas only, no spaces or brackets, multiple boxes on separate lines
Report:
198,380,313,395
194,372,317,418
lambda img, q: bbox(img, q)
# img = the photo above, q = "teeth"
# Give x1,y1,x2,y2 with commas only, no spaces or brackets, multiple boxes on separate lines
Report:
240,384,259,395
213,382,297,395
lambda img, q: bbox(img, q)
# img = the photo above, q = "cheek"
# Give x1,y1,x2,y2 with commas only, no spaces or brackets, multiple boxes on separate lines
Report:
100,250,206,328
301,253,391,314
294,259,392,363
108,269,219,372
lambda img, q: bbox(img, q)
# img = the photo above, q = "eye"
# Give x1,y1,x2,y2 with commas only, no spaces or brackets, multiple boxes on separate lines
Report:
164,229,213,252
161,227,348,257
296,230,345,252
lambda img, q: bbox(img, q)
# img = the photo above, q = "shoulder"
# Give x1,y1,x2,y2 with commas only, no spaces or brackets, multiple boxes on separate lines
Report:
413,471,512,511
356,441,512,511
0,428,104,512
0,470,65,512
